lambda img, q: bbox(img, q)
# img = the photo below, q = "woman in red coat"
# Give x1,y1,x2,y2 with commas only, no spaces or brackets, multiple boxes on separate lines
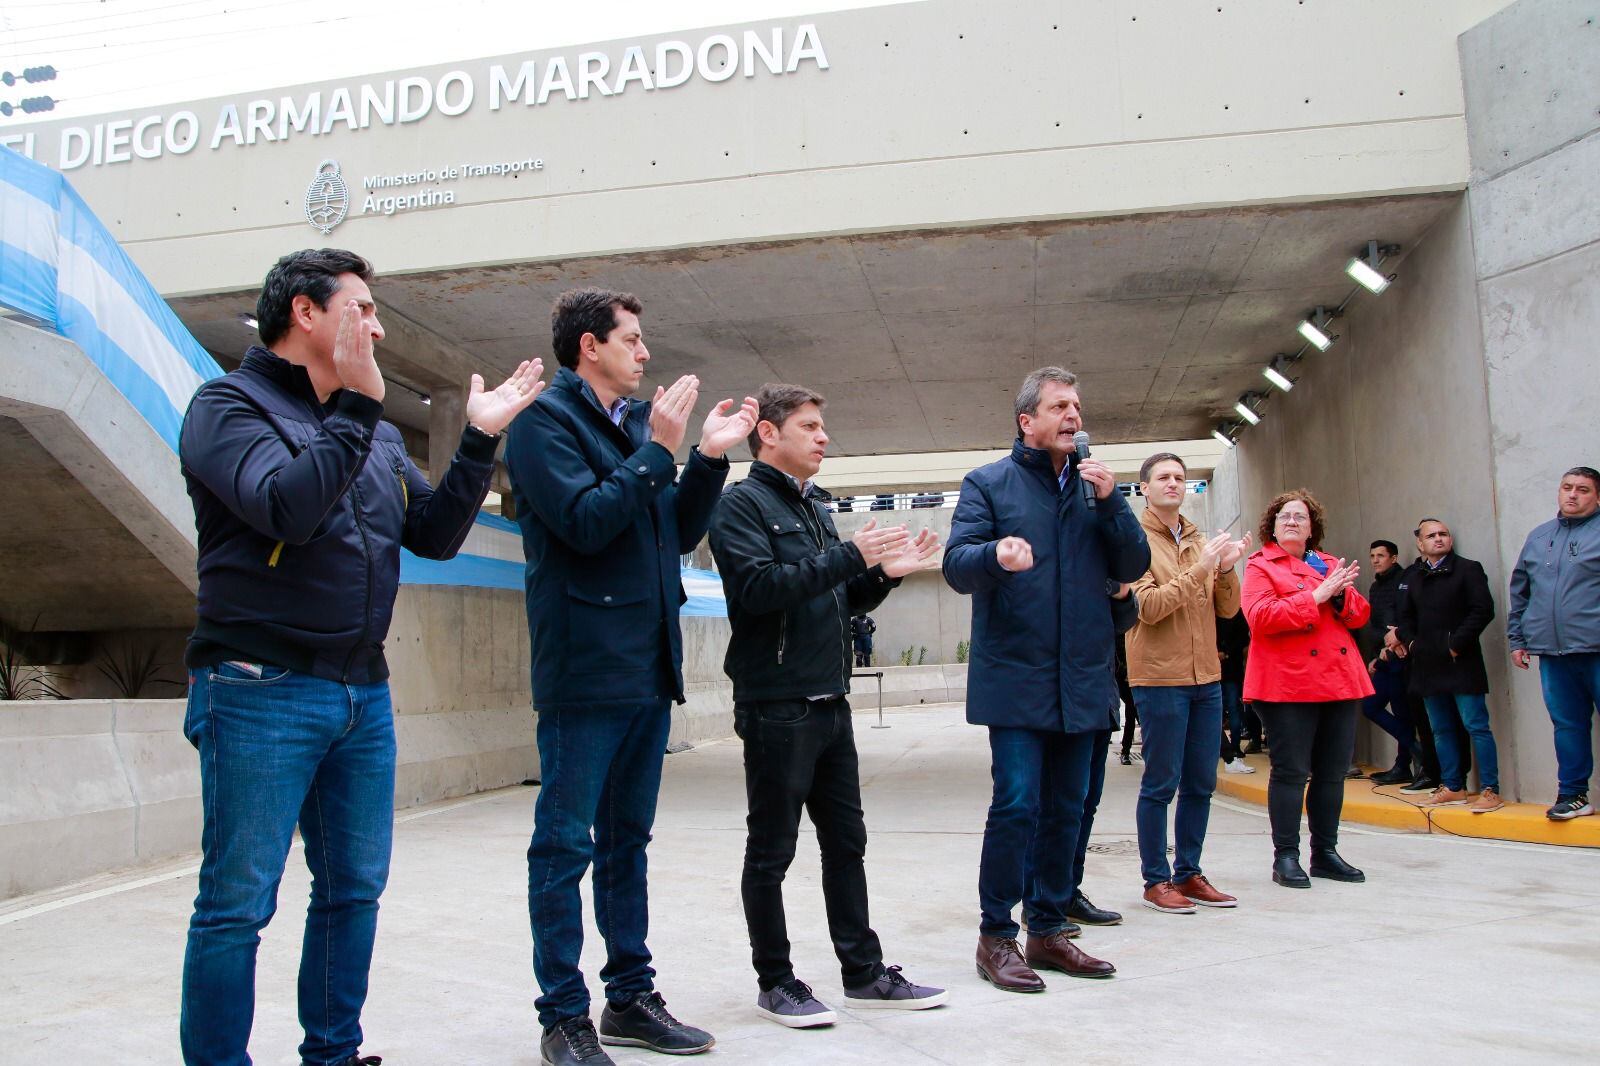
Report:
1242,490,1374,889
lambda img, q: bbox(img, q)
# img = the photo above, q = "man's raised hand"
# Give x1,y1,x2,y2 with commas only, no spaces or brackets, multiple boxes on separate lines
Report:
700,395,760,459
464,359,544,436
882,528,943,578
648,374,699,454
851,518,911,567
332,299,384,401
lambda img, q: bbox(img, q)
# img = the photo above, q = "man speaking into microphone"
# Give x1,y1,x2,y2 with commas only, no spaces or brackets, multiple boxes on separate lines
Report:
944,367,1150,994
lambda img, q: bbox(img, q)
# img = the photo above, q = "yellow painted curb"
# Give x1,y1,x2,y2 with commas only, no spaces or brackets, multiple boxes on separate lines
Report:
1213,756,1600,848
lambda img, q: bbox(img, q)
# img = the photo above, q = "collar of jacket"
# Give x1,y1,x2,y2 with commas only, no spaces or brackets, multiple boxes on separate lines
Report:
1558,510,1599,529
242,345,326,410
549,366,650,440
1009,438,1076,486
1139,503,1193,543
1258,539,1329,575
748,459,833,503
1373,563,1403,586
1420,552,1455,575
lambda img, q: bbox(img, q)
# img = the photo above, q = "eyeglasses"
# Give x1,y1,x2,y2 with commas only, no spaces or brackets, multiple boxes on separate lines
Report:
1276,512,1310,525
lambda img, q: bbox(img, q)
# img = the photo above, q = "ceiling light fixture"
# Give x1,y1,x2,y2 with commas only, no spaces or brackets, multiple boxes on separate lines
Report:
1263,355,1296,392
1345,239,1400,294
1297,306,1336,351
237,312,259,330
1212,423,1238,448
1233,393,1264,425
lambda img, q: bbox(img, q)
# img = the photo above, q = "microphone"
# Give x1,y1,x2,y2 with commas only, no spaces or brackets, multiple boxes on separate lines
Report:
1073,431,1095,509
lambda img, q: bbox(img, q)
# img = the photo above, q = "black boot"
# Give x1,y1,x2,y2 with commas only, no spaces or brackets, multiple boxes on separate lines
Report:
1309,849,1365,883
1272,852,1310,889
1370,753,1413,786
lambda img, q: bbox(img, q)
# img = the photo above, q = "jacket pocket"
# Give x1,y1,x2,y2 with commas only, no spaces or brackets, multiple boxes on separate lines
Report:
567,582,651,608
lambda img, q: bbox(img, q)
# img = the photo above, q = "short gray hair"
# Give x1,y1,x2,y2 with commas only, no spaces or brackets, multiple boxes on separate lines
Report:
1014,367,1079,432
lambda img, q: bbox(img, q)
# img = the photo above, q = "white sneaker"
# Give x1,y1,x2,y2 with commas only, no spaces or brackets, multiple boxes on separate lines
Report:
1224,760,1256,774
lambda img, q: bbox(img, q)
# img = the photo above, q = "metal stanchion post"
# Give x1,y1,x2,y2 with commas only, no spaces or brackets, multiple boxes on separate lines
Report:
853,670,887,728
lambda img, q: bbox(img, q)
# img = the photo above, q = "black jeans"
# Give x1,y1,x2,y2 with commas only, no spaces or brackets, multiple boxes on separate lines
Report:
735,697,883,991
1253,700,1359,856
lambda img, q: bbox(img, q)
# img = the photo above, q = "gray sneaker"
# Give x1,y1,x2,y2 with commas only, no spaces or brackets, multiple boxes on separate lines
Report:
755,979,837,1028
843,965,948,1010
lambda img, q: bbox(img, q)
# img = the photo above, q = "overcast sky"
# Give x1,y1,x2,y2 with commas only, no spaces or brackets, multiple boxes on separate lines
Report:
1,0,905,122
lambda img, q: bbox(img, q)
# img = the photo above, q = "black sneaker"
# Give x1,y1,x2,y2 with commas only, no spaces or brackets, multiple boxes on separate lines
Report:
1547,794,1595,821
1399,776,1439,795
755,978,837,1028
1065,892,1122,926
333,1057,382,1066
599,991,714,1055
541,1017,614,1066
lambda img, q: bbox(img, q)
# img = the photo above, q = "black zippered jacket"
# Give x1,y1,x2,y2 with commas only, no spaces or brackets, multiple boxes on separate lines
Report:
179,347,497,683
709,461,901,703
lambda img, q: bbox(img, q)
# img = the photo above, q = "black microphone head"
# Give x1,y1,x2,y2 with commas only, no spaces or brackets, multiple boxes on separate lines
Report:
1073,430,1091,459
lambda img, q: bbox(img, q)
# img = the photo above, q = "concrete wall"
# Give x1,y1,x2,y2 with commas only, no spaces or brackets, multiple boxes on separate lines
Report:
9,0,1506,297
1210,0,1600,797
1461,0,1600,798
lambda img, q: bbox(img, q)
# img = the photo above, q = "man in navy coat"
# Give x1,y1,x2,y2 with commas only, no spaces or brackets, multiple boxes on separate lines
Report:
504,288,756,1066
943,367,1149,994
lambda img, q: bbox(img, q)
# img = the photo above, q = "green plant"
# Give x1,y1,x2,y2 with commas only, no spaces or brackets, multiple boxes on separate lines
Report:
898,646,914,667
917,645,927,665
0,617,66,701
956,639,970,664
96,639,183,699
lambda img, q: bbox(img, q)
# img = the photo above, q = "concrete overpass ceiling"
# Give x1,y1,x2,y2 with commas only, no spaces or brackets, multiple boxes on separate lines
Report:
167,192,1456,456
0,418,195,633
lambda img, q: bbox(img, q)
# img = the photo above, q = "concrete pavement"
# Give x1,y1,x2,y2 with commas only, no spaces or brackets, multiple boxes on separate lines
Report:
3,702,1598,1064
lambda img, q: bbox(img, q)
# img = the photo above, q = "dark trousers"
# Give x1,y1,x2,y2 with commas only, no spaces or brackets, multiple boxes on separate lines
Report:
1362,662,1414,763
1254,700,1360,856
980,727,1094,938
736,697,883,991
528,702,670,1028
1133,684,1222,887
1068,729,1112,898
1118,681,1139,756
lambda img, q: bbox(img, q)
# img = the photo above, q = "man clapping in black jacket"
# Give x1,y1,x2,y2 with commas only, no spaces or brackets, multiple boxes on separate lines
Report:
708,383,946,1031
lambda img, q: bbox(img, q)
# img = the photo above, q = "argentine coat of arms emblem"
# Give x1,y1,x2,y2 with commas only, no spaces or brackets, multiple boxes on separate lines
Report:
305,160,349,235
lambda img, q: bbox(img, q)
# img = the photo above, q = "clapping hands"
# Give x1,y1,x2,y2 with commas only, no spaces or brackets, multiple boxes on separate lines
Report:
1310,558,1361,605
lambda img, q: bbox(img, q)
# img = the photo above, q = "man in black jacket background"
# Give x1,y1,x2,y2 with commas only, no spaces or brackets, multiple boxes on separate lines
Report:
1362,540,1434,786
708,383,946,1029
1397,518,1503,813
178,249,543,1066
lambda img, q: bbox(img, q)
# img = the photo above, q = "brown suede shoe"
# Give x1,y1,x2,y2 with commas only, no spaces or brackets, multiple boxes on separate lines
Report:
976,935,1046,993
1172,874,1237,908
1024,931,1115,979
1141,881,1197,914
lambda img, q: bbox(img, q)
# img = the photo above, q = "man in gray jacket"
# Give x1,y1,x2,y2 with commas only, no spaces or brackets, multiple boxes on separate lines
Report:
1509,466,1600,821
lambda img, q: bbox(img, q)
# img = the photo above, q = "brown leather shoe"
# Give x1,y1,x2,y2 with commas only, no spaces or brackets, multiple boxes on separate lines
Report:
1141,881,1197,914
1172,874,1237,908
976,934,1046,993
1024,930,1115,979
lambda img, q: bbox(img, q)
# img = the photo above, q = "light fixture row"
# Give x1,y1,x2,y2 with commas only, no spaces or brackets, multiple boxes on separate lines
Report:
1211,239,1400,449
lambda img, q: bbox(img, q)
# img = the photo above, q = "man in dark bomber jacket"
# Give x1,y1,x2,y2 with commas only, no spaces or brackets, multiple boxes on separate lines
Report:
504,288,757,1066
709,384,946,1029
178,249,543,1066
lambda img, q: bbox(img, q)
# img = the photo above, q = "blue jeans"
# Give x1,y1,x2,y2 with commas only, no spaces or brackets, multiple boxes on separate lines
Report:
181,663,396,1066
1133,684,1222,888
528,702,670,1028
980,727,1094,938
1068,729,1112,898
1424,692,1499,792
1541,652,1600,797
1362,661,1413,759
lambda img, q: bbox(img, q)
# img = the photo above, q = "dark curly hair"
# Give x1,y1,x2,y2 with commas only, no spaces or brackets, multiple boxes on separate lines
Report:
1259,488,1327,552
551,288,643,370
255,248,374,347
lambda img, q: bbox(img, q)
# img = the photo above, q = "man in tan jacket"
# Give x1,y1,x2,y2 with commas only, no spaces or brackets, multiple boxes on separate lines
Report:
1127,453,1251,914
